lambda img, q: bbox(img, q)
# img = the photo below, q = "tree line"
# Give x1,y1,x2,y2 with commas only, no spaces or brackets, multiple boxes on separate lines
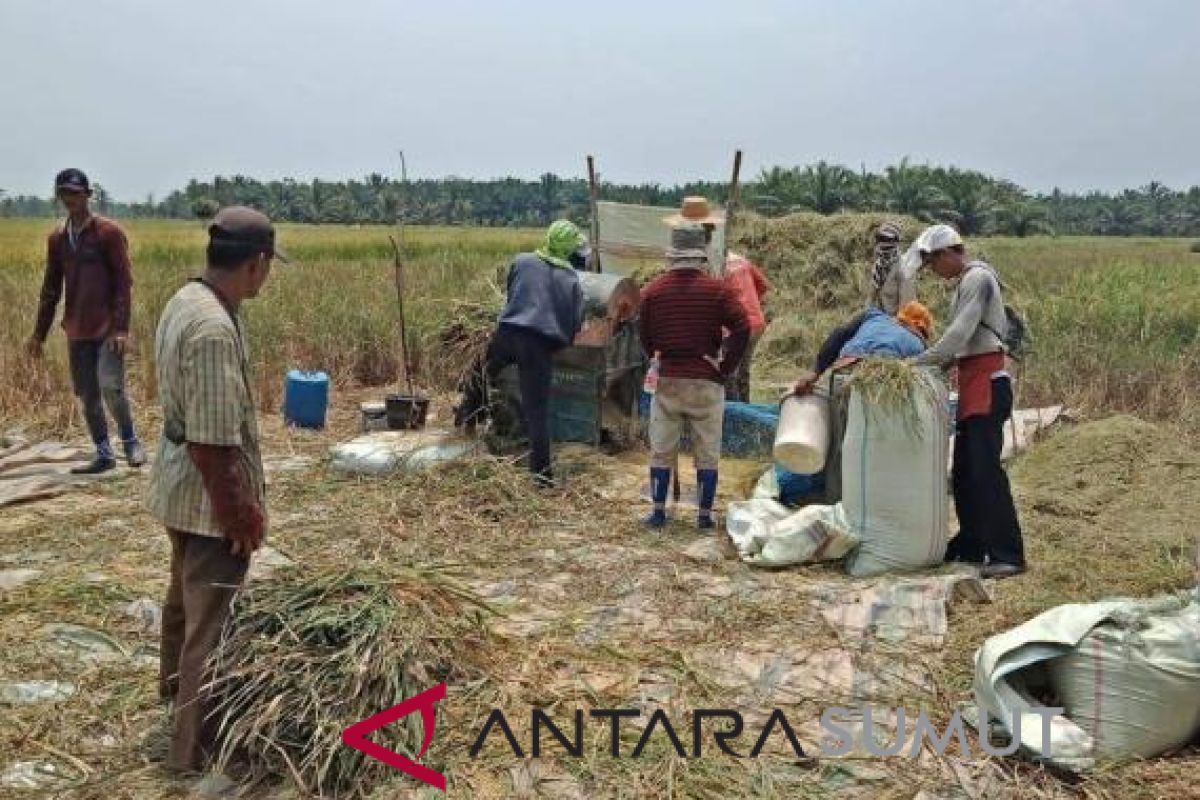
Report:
3,159,1200,237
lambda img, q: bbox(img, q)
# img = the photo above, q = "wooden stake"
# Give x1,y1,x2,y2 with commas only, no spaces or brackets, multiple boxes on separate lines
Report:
587,155,601,273
722,149,743,273
389,235,415,397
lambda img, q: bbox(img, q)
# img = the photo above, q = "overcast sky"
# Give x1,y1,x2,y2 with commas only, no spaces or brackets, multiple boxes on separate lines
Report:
2,0,1198,200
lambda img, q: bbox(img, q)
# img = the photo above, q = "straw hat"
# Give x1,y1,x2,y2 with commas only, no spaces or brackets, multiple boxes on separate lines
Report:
663,196,724,226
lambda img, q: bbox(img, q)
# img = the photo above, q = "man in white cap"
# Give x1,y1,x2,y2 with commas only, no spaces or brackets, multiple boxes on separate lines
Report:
913,224,1026,580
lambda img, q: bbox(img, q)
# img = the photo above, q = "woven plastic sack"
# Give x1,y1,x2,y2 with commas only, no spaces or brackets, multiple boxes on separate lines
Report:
974,590,1200,770
1046,597,1200,759
841,370,950,577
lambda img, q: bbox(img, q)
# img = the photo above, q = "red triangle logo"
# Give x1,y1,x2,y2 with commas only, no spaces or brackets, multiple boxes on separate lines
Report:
341,682,447,791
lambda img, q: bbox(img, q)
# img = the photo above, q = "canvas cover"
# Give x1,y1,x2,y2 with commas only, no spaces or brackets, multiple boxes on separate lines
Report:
594,201,726,278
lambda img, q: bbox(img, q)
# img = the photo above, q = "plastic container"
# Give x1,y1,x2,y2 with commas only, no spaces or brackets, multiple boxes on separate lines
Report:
283,370,329,429
385,394,429,430
642,351,661,395
359,402,388,432
773,393,831,474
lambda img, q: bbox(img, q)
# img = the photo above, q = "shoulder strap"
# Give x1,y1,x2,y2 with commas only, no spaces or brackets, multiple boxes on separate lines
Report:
964,266,1008,349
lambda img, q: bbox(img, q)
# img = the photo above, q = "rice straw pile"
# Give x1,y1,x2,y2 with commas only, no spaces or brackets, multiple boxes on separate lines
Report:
424,298,501,392
206,567,490,798
846,357,939,436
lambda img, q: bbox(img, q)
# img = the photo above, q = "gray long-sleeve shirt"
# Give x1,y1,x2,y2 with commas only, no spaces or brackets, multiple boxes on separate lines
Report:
498,253,585,347
915,261,1007,368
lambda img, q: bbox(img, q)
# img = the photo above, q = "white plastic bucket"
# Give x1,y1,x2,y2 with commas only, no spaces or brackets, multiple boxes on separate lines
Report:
773,394,831,474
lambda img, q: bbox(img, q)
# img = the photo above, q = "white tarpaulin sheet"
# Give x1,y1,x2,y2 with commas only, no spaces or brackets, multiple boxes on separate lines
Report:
0,435,97,507
594,201,726,278
330,431,475,475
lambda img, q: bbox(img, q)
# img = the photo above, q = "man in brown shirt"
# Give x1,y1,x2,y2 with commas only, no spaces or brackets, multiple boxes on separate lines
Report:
26,168,144,473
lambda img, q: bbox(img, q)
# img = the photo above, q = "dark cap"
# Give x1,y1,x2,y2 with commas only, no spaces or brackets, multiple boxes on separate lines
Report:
208,205,289,263
55,168,91,194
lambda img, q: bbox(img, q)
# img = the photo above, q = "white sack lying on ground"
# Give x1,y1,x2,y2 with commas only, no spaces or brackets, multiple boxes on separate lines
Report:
974,590,1200,771
1047,594,1200,760
842,371,950,577
330,431,473,475
726,498,858,567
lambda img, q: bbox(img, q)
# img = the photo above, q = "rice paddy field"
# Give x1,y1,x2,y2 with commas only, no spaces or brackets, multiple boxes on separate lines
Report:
0,217,1197,799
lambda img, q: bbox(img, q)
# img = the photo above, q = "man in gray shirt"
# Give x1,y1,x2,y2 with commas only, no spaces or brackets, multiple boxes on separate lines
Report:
455,220,586,487
913,224,1025,579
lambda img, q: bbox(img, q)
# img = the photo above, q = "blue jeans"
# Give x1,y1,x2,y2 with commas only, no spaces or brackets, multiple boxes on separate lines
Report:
68,338,138,459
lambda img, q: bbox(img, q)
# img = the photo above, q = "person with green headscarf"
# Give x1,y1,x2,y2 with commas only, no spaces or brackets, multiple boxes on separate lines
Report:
455,220,587,486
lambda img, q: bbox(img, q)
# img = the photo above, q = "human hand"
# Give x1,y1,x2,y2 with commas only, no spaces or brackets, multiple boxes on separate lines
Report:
227,504,265,558
107,334,128,356
789,370,819,397
25,338,44,359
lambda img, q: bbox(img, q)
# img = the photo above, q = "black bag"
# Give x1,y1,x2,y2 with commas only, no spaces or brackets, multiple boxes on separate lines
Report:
971,266,1030,360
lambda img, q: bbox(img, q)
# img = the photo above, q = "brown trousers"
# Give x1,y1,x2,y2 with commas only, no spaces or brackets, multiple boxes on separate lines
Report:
160,528,248,773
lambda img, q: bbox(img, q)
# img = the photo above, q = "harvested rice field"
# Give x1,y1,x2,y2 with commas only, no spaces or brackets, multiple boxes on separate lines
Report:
0,220,1197,798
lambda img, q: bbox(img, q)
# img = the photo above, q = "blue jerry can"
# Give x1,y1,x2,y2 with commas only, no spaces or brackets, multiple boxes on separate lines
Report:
284,370,329,429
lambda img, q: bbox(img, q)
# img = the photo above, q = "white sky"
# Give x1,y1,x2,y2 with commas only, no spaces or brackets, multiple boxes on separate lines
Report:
2,0,1198,200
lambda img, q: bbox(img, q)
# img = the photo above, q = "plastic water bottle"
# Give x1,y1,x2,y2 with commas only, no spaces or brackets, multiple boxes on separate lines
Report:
643,351,662,395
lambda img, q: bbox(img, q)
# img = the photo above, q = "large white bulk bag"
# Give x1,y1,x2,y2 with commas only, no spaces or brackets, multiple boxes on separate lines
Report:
842,370,950,577
1046,599,1200,759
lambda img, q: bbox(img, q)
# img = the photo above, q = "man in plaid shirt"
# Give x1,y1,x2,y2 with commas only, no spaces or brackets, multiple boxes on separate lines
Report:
146,206,285,774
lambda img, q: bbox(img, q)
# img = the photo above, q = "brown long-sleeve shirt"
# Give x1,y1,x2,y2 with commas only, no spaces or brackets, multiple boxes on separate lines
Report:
33,215,133,342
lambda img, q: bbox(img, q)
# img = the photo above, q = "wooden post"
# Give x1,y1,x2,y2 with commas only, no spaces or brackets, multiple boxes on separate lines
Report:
389,236,415,398
721,149,743,275
587,155,601,273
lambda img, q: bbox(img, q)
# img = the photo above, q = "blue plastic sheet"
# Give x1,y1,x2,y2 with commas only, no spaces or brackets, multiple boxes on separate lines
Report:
721,401,779,458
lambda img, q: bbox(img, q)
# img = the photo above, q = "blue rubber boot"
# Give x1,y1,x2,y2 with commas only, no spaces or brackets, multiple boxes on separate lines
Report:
697,469,718,530
644,466,671,528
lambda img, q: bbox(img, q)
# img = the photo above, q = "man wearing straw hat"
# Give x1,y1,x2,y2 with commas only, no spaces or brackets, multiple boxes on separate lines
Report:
639,221,750,530
146,206,286,775
664,196,768,402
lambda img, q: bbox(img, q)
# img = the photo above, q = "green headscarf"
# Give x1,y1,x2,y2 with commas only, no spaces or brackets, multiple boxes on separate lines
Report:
536,220,585,269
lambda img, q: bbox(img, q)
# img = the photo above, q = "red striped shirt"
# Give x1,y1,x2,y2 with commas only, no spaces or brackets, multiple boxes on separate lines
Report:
639,266,750,382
